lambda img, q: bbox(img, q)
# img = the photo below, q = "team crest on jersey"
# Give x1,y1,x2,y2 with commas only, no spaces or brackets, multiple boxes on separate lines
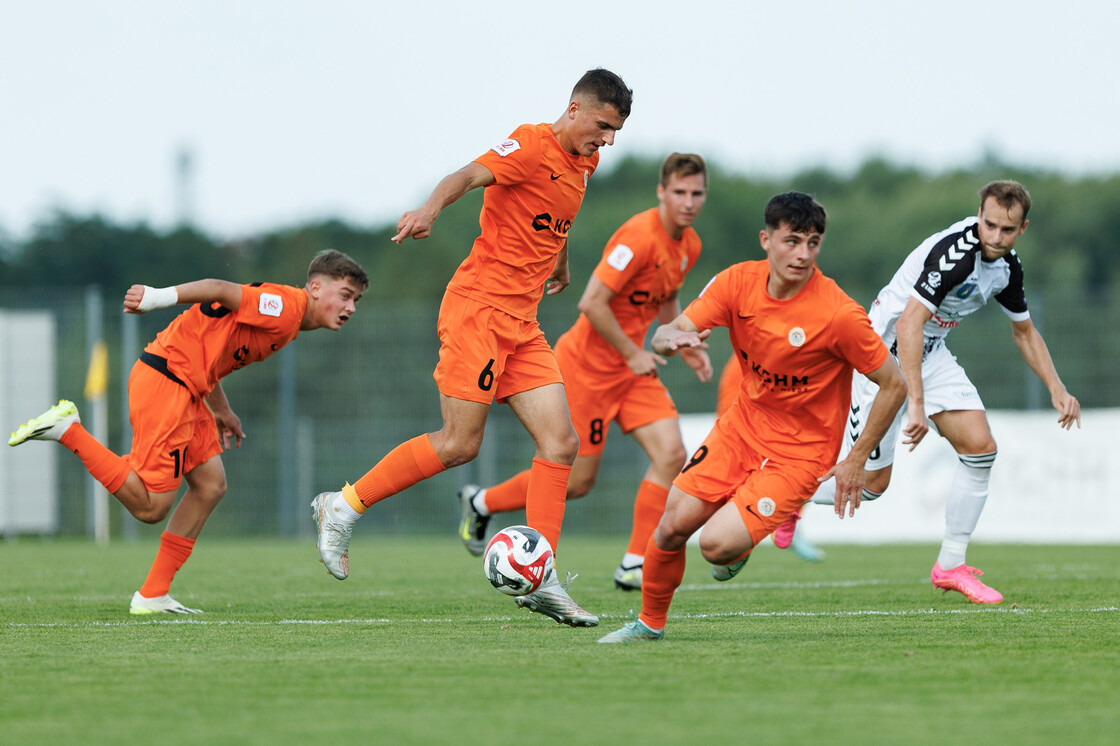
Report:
583,170,589,187
757,497,776,517
258,293,283,317
607,244,634,271
787,327,806,347
680,255,688,271
955,282,978,299
491,138,521,157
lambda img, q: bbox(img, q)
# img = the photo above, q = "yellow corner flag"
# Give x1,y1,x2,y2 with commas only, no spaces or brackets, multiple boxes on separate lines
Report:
84,339,109,399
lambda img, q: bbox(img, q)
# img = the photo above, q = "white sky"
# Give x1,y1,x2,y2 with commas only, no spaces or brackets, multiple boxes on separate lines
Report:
2,0,1117,241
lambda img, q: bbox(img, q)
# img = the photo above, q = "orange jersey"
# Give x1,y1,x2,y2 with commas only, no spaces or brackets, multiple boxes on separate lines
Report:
444,122,599,321
683,261,888,469
144,283,308,398
563,207,701,378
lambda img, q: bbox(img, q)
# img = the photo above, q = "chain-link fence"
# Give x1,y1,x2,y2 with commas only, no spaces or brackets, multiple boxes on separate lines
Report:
1,284,1115,540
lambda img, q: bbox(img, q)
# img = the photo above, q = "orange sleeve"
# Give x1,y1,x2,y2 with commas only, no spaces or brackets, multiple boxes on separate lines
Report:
473,124,542,186
591,216,654,295
234,284,304,333
831,300,889,375
681,267,735,332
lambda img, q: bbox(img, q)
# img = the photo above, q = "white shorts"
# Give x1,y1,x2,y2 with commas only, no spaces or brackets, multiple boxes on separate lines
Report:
847,343,984,470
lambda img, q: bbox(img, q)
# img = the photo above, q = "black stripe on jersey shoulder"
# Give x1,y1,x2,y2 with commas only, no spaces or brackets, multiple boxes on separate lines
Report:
915,224,981,305
993,250,1028,314
923,223,981,280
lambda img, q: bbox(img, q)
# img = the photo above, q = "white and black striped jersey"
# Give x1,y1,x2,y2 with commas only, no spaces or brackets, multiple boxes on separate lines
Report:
868,216,1030,351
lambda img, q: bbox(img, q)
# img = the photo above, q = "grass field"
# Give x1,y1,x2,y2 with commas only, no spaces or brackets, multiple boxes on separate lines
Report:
1,536,1117,745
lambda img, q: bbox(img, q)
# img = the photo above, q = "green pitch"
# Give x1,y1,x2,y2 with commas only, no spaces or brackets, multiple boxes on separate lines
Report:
1,537,1117,745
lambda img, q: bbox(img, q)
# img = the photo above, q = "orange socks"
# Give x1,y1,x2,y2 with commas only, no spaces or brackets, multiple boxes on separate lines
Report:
524,458,571,552
348,434,446,509
481,469,531,513
626,480,669,557
639,539,687,631
139,531,196,598
59,423,131,494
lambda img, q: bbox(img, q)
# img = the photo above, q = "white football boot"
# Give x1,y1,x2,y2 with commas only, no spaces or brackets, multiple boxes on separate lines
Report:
613,562,643,591
8,400,80,446
129,591,202,615
515,570,599,627
457,484,490,557
311,491,354,579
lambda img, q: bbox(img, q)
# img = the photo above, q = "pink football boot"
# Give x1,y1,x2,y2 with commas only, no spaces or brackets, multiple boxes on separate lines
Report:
931,562,1003,604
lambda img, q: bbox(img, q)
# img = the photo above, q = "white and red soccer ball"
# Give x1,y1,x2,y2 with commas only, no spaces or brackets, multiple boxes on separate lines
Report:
483,525,554,596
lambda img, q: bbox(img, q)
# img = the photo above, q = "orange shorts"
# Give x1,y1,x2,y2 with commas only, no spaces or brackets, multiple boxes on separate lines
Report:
126,361,223,493
673,416,822,548
555,335,678,457
434,292,562,404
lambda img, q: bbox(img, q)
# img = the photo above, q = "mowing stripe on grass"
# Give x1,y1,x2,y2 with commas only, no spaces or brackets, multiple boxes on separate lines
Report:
4,605,1116,628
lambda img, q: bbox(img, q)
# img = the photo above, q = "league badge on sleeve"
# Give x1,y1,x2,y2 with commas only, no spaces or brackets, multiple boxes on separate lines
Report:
491,139,521,157
258,293,284,317
607,244,634,271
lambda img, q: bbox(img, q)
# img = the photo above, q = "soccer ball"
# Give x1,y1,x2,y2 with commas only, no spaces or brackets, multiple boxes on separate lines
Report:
483,525,554,596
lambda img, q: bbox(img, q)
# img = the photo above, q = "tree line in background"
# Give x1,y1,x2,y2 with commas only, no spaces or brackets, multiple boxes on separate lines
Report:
3,155,1118,310
3,155,1117,539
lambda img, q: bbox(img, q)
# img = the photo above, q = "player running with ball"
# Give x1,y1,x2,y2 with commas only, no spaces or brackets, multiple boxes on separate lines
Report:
457,152,713,592
311,68,632,628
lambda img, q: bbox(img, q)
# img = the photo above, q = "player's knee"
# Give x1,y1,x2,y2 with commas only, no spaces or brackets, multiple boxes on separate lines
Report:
865,469,892,494
698,534,743,566
652,520,690,552
539,429,579,465
655,442,689,474
134,499,172,525
959,450,997,469
566,474,596,500
558,430,580,463
438,436,484,467
200,477,227,506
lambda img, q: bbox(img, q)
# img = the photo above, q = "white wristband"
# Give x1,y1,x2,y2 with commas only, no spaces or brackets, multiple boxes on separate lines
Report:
137,285,179,312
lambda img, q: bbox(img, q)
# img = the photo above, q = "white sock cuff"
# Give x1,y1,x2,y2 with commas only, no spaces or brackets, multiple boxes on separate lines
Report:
473,489,490,516
332,493,362,522
959,451,997,469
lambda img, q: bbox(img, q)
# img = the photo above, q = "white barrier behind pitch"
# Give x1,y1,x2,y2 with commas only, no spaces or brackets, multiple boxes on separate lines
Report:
679,409,1118,544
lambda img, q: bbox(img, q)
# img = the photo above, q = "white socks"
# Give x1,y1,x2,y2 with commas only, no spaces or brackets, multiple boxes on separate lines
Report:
937,452,996,569
810,479,835,505
621,552,643,569
809,480,881,505
332,492,362,522
473,489,490,516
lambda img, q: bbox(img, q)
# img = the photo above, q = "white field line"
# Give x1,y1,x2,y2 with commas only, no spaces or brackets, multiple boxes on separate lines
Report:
3,606,1117,629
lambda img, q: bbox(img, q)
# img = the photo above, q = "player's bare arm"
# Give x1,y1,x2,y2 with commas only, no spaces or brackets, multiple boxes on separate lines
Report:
205,383,246,450
895,297,933,450
545,241,571,296
391,162,496,244
651,315,711,357
658,293,712,380
578,275,665,376
123,279,243,315
661,294,713,383
823,356,907,518
1009,317,1082,429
